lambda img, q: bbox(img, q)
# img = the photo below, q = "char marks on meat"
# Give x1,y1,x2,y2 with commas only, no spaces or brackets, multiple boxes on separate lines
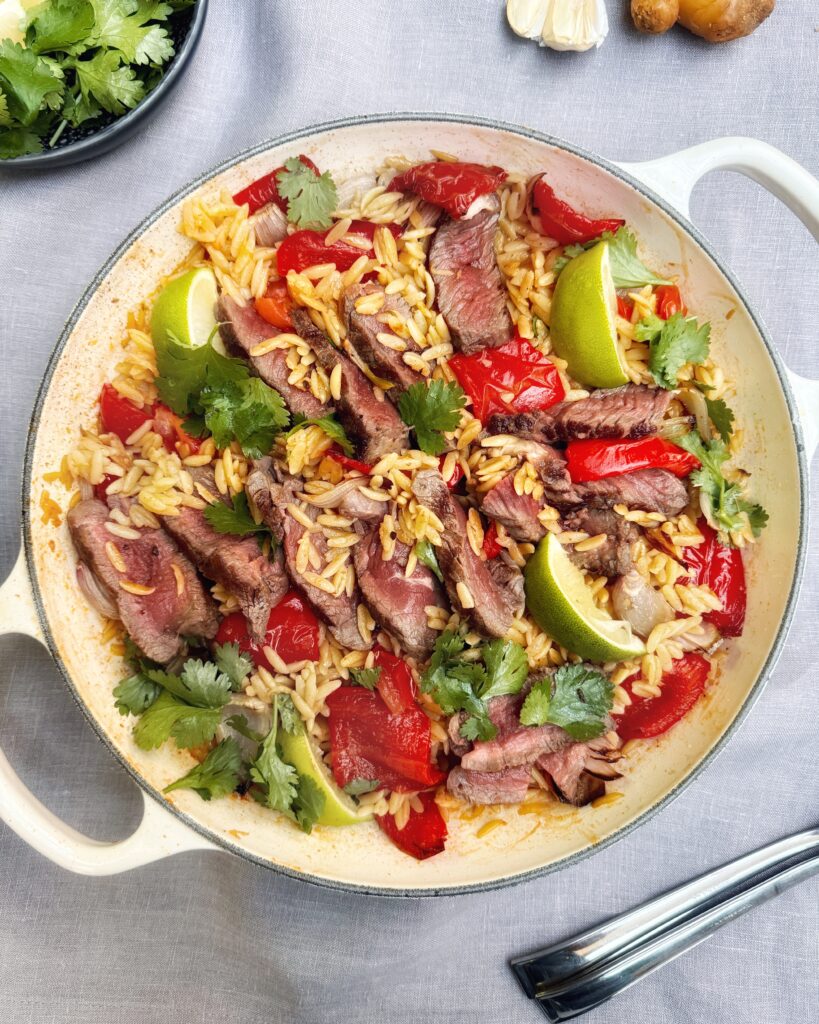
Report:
245,460,369,650
486,556,525,619
447,765,532,805
562,508,638,578
411,469,513,637
342,283,423,394
536,732,622,807
159,467,288,641
479,474,545,543
488,384,672,442
352,527,445,660
429,194,511,354
217,295,326,418
68,498,218,663
291,308,410,462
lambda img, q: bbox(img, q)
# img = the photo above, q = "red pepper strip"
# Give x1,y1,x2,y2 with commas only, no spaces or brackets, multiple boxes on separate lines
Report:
215,591,321,666
276,221,402,276
438,454,464,490
449,332,566,424
99,383,154,444
683,519,746,637
483,521,502,560
232,154,319,215
390,161,508,219
327,446,373,475
529,174,625,245
565,437,700,483
254,280,293,329
656,285,687,320
93,474,118,503
617,295,634,321
325,686,446,793
153,405,202,455
372,645,417,715
614,654,711,740
377,790,448,860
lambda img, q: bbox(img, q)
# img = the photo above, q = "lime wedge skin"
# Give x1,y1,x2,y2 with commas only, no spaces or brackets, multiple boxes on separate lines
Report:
151,268,218,351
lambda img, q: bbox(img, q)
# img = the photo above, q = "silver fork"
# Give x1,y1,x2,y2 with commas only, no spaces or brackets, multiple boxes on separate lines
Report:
510,827,819,1022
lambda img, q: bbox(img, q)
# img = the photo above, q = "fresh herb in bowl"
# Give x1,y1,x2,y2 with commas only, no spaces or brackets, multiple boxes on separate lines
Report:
0,0,194,159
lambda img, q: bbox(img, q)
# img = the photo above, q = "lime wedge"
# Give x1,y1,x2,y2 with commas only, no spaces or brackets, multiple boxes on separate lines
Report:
151,268,218,350
525,533,646,663
279,717,373,827
550,241,629,389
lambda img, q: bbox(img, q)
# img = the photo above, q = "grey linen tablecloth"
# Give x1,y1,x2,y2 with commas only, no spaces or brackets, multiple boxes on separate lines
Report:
1,2,818,1021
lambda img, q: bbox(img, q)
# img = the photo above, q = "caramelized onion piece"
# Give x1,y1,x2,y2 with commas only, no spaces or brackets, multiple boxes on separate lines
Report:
76,562,118,620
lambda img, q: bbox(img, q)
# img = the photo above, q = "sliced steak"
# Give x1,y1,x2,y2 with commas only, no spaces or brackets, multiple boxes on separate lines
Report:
479,474,546,543
217,295,326,418
488,385,672,442
245,461,368,650
486,556,525,619
448,692,527,758
537,732,622,807
159,467,288,642
411,469,513,637
352,528,445,660
338,486,385,525
291,308,410,462
342,283,423,394
562,508,639,578
68,498,218,663
429,195,511,354
447,764,531,805
461,722,572,773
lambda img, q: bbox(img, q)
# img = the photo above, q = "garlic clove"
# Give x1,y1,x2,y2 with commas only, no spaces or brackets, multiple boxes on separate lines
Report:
506,0,549,40
541,0,609,52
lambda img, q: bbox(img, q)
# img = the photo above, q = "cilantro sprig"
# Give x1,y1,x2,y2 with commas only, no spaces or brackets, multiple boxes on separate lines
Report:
164,738,243,801
635,312,711,390
398,379,466,456
349,666,381,691
519,665,613,741
414,540,443,582
203,492,272,539
275,156,338,229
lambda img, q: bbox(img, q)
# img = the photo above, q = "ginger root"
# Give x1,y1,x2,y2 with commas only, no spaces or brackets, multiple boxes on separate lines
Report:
631,0,774,42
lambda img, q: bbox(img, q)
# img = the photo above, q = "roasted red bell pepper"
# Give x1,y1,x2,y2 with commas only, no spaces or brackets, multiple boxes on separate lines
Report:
438,455,464,490
617,295,634,321
276,220,402,276
216,591,321,667
232,154,319,215
93,474,118,502
390,161,507,219
327,447,372,475
655,285,687,320
449,332,566,424
99,384,153,444
482,521,502,560
614,654,711,740
153,405,202,455
325,686,446,793
372,646,417,715
566,437,700,483
377,790,448,860
528,174,625,245
254,279,293,329
683,519,746,637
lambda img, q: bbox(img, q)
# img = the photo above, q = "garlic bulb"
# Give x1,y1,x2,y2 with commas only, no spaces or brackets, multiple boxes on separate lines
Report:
507,0,609,52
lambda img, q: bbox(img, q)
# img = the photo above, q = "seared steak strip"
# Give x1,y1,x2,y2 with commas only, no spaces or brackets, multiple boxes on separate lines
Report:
68,498,218,663
411,469,513,638
447,765,531,805
486,556,525,619
562,508,639,578
478,474,545,543
245,460,368,651
159,467,288,642
488,384,672,442
536,732,622,807
342,283,423,394
217,295,326,418
353,526,445,660
290,308,410,462
429,194,511,354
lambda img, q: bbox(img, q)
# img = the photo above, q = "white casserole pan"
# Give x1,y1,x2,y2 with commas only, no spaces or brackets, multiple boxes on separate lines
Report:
2,116,819,895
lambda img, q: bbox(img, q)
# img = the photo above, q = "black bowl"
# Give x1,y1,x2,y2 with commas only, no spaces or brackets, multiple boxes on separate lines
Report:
1,0,208,172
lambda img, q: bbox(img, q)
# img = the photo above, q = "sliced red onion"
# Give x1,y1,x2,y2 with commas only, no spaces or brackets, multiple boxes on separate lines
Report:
252,202,289,247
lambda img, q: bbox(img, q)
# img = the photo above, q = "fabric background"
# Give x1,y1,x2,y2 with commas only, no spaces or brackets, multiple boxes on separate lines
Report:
1,2,818,1021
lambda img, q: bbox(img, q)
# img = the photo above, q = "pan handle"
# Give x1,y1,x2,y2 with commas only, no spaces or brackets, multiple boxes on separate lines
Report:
0,548,218,874
618,137,819,459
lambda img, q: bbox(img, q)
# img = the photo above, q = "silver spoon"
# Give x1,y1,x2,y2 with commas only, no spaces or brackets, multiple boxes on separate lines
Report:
511,827,819,1021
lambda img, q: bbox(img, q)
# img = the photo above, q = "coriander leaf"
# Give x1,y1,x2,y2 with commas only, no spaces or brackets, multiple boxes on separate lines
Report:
520,665,613,741
133,691,221,750
647,313,710,390
62,85,101,126
277,695,301,736
0,89,10,127
285,414,353,455
0,39,64,125
741,502,768,537
459,712,496,743
420,630,495,738
634,312,664,343
552,242,587,276
478,638,529,701
250,704,298,813
154,334,250,415
704,396,735,444
225,714,265,744
0,126,42,158
89,0,173,65
276,156,338,229
203,491,269,537
398,379,466,456
343,777,380,796
71,50,144,115
163,738,243,800
213,642,253,689
25,0,96,54
292,773,325,833
349,666,381,691
604,228,672,290
415,540,443,582
200,377,290,459
145,659,232,709
113,672,160,715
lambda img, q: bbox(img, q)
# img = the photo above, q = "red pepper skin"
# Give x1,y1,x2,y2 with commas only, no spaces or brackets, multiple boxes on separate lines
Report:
449,332,566,424
232,154,318,215
99,384,154,444
377,790,448,860
325,686,446,793
93,474,118,502
276,221,402,276
614,654,711,740
153,405,202,455
655,285,687,320
327,447,373,475
372,646,417,715
565,437,700,482
483,521,503,560
390,161,507,219
438,455,464,490
617,295,634,321
683,519,746,637
528,174,625,245
254,280,293,330
215,591,321,667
